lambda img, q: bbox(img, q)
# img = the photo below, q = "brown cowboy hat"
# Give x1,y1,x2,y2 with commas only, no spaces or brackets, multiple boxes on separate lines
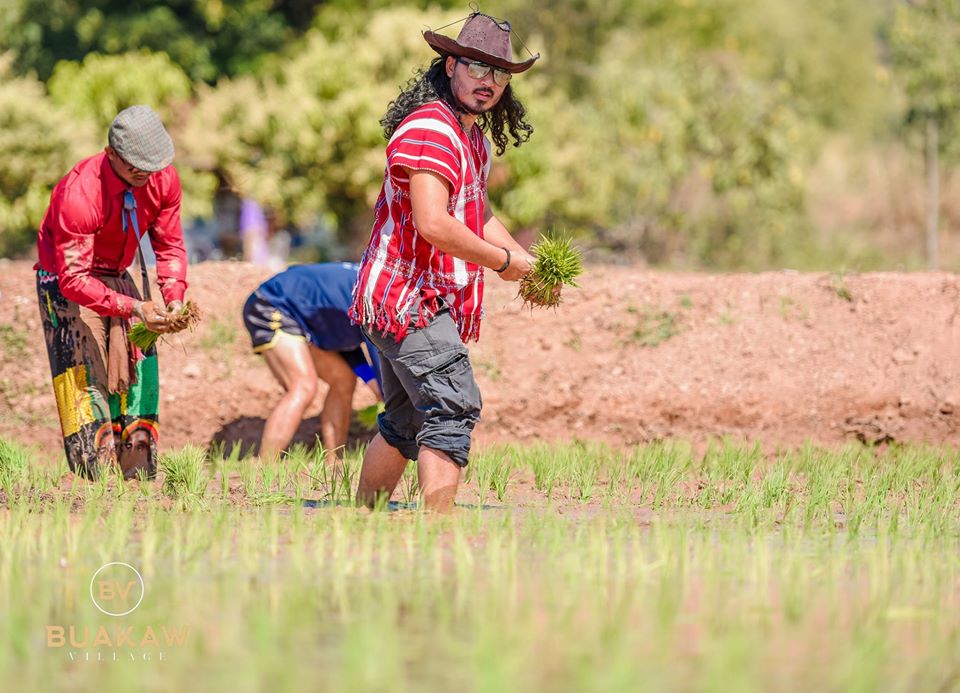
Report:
423,12,539,74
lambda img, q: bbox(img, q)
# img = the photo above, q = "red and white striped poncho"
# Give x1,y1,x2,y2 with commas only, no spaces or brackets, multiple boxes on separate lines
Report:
349,100,492,343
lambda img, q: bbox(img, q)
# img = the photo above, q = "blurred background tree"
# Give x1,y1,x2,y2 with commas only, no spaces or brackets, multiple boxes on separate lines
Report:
0,0,322,82
0,56,98,256
890,0,960,269
0,0,957,271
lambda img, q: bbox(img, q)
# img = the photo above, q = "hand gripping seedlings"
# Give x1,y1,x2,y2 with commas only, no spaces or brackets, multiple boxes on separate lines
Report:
129,301,203,350
518,234,583,308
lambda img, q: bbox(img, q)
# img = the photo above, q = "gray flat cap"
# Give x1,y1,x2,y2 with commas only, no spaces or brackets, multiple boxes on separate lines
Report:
108,105,175,172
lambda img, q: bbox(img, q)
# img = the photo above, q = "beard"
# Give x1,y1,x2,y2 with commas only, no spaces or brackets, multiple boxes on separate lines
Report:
449,76,498,116
451,91,499,117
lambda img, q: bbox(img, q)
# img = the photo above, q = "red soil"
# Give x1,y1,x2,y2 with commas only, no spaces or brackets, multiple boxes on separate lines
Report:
1,260,958,460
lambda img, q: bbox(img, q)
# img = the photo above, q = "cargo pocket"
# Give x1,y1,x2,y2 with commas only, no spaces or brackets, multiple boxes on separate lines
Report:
409,348,482,419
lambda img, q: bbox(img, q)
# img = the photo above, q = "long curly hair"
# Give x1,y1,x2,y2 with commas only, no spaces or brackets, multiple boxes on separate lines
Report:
381,56,533,155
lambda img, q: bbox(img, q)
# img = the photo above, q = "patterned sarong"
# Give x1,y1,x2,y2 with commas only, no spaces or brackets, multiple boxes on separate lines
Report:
36,269,159,479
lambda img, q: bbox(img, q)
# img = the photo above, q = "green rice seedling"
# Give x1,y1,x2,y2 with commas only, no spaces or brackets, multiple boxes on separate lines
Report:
695,438,756,508
627,440,695,507
602,458,627,505
518,233,583,309
227,440,246,466
473,451,496,506
128,320,157,348
331,456,360,505
238,454,259,498
400,462,418,506
159,445,208,507
528,445,561,500
276,444,310,491
760,459,791,510
260,455,279,494
490,454,514,503
208,439,226,462
299,442,331,495
572,455,600,502
652,463,685,510
85,459,116,500
6,438,960,691
129,300,202,350
46,454,70,489
0,437,31,499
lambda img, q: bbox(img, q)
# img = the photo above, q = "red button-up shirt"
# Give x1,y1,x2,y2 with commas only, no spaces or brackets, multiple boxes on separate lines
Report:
35,152,188,318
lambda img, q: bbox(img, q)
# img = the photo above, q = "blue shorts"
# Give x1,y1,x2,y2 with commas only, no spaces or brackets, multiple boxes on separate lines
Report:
243,293,374,380
243,293,305,353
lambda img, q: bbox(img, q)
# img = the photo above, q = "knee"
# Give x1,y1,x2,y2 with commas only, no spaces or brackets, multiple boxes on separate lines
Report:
326,371,356,400
287,378,318,404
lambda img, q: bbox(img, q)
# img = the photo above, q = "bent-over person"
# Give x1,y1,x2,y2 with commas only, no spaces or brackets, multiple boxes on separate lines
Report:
35,105,187,480
242,262,382,462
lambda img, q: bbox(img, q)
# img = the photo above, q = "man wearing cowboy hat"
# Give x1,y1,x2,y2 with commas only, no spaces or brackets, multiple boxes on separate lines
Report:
350,11,540,511
34,105,188,480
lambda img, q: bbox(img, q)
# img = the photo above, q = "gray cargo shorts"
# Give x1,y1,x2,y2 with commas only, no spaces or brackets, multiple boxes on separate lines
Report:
362,309,481,467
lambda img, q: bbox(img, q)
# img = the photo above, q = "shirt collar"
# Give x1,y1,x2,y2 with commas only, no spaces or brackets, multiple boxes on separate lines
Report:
100,152,130,197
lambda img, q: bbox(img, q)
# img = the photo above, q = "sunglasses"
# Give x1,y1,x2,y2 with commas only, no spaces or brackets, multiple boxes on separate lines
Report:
456,57,512,87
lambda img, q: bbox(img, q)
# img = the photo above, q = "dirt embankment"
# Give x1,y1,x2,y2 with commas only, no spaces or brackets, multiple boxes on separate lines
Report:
1,260,958,459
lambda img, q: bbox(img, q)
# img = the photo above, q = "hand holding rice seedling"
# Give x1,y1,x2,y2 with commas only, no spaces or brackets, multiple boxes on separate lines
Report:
129,300,203,350
518,234,583,308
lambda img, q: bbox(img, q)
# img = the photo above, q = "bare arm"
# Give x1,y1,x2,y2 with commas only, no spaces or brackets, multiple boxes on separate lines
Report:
482,191,534,263
409,169,531,281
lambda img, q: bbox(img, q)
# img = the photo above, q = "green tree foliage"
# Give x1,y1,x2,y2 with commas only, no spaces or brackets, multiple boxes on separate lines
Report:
890,0,960,267
503,0,885,129
499,31,811,268
0,57,98,256
48,51,192,131
1,1,955,269
891,0,960,151
46,50,215,220
178,7,456,241
0,0,323,82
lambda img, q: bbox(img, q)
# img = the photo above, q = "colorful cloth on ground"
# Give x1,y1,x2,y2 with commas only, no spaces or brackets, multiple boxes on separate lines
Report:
246,263,382,387
35,152,187,319
37,269,159,479
349,100,492,343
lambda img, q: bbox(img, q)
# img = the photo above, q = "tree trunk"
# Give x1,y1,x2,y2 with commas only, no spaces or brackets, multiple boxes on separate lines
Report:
926,116,940,270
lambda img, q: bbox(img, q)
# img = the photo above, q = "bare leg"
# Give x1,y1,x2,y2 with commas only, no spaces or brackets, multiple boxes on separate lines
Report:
259,335,318,462
355,433,408,508
418,446,461,513
310,348,357,463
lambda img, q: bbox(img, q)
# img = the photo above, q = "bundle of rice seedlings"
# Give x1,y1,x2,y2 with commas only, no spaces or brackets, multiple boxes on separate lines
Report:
129,300,203,350
158,445,208,506
518,234,583,308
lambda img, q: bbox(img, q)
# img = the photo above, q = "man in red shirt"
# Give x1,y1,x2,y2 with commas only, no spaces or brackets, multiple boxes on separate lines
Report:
35,105,188,480
350,12,539,511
